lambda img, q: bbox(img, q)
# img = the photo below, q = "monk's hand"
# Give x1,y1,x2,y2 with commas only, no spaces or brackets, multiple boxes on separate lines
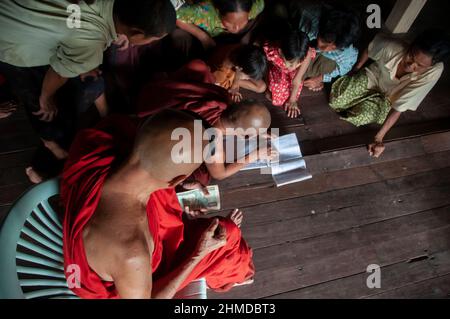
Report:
195,218,227,257
0,100,17,119
368,141,385,158
284,101,301,118
35,94,57,122
184,206,208,220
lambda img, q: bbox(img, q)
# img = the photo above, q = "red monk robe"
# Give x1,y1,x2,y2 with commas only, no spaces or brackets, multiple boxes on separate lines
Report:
137,60,229,186
137,59,229,125
61,115,255,299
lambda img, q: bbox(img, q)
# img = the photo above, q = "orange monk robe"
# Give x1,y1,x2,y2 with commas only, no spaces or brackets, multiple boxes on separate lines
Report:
61,115,255,299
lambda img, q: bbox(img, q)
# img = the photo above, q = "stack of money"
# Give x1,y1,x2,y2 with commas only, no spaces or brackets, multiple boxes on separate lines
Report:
177,185,221,211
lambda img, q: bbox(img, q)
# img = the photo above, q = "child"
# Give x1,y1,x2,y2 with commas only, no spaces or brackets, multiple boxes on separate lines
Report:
263,30,316,118
210,44,267,102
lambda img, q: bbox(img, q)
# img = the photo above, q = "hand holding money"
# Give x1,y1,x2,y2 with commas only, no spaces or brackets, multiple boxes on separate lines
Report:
177,185,221,219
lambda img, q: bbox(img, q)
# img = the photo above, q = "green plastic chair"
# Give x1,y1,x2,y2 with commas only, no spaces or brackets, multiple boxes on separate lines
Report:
0,178,207,299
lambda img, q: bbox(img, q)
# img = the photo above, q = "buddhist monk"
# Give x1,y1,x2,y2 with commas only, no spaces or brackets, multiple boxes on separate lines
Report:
61,110,255,299
138,60,277,184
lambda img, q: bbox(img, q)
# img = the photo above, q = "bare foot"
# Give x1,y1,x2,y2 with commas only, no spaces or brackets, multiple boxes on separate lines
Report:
25,167,43,184
265,90,272,102
42,139,68,160
234,278,254,287
228,208,243,228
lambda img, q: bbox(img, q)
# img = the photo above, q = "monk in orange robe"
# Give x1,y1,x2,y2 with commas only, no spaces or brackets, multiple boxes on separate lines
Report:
137,60,276,186
61,110,254,299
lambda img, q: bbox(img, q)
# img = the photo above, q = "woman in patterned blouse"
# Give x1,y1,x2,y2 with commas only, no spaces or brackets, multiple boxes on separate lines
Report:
176,0,265,50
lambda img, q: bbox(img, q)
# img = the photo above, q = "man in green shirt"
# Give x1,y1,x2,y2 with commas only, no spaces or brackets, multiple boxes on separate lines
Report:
0,0,176,183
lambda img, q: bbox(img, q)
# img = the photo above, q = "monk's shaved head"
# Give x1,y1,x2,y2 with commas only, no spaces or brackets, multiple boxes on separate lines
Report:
134,109,206,183
221,100,271,131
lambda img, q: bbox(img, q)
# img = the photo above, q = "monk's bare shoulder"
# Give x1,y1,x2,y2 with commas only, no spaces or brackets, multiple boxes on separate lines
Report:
83,194,154,281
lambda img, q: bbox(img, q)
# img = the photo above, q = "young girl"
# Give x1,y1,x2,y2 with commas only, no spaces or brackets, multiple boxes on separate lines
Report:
209,44,267,101
263,30,316,118
176,0,265,50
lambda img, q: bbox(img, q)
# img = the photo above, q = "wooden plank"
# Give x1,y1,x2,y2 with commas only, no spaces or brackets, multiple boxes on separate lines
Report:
238,179,450,249
219,150,450,210
0,131,40,155
218,167,450,227
385,0,428,34
295,117,450,156
216,131,450,193
368,274,450,299
210,207,450,298
269,250,450,299
0,183,31,206
0,165,31,186
0,148,36,169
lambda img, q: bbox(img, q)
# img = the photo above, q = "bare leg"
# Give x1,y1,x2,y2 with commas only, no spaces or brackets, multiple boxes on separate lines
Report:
94,93,109,118
42,139,68,160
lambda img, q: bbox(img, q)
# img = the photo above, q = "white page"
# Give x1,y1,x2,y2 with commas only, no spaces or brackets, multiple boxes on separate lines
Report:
273,168,312,187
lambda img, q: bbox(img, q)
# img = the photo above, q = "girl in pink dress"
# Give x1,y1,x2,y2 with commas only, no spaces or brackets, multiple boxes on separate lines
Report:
263,30,316,118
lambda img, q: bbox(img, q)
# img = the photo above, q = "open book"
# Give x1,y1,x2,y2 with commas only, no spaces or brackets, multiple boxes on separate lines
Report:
237,133,312,187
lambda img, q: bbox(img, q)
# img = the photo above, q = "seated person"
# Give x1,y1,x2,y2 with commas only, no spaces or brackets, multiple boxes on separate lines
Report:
263,30,316,118
62,110,255,299
295,3,361,91
329,30,450,158
0,0,176,183
138,67,275,183
174,0,265,57
209,44,268,101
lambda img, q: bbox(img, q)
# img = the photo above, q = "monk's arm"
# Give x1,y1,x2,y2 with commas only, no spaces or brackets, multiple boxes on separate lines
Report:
153,218,226,298
113,247,153,299
151,254,204,299
206,157,250,180
206,143,261,180
176,20,216,49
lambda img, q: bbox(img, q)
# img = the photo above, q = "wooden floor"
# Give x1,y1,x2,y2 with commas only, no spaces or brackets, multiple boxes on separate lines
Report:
1,73,450,299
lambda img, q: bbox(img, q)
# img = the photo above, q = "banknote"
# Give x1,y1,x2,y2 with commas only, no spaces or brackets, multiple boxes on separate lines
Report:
177,185,221,211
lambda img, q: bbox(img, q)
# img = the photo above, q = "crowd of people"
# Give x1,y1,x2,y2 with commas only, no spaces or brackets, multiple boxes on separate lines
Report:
0,0,449,299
